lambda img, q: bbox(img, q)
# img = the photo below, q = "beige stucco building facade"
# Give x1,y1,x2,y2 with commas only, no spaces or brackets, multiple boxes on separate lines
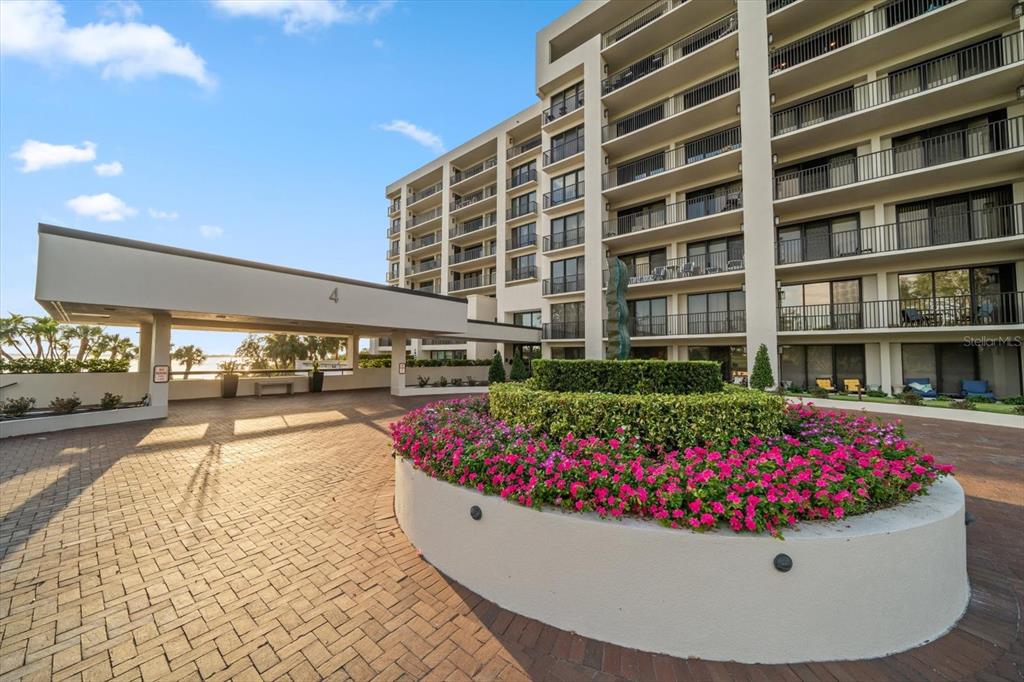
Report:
380,0,1024,396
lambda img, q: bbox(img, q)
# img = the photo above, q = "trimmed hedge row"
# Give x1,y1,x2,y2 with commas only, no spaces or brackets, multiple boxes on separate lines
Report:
489,382,786,449
358,354,491,369
0,358,130,374
530,359,722,395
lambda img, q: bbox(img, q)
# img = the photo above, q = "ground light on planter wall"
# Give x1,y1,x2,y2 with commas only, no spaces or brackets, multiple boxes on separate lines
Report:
773,553,793,572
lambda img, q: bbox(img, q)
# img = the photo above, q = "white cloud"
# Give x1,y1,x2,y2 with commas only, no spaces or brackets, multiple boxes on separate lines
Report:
66,192,137,221
148,208,179,220
11,139,96,173
375,120,445,153
212,0,394,34
0,0,215,88
98,0,142,21
199,224,223,238
94,160,123,176
371,38,384,49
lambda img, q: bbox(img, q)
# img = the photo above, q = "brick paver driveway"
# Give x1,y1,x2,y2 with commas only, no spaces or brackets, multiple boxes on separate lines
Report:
1,390,1021,681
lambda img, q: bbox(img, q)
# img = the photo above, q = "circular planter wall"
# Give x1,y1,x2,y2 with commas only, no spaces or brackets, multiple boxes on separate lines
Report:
395,458,968,664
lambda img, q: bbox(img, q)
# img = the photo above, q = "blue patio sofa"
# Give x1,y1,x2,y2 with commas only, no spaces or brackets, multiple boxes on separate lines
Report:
961,379,995,400
905,378,938,399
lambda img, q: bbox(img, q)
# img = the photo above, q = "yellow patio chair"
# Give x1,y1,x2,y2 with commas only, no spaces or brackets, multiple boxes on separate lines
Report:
815,377,835,392
843,378,863,394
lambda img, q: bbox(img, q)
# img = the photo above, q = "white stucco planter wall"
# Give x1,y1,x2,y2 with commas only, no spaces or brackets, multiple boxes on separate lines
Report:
0,405,167,439
395,458,968,664
787,396,1024,429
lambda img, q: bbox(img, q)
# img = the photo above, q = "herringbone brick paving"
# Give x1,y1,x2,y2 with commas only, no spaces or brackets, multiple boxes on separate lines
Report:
0,389,1020,681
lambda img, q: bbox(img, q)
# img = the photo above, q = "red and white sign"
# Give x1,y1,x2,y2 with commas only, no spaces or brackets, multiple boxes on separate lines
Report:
153,365,170,383
398,362,406,375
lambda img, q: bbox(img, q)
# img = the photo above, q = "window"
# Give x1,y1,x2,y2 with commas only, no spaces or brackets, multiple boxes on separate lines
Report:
774,150,856,199
892,110,1007,173
510,254,536,280
614,200,666,234
550,169,584,205
779,344,865,391
687,180,742,219
549,125,584,163
687,235,744,273
614,102,665,138
509,191,536,218
895,186,1013,247
551,346,585,359
773,86,854,135
509,222,536,248
550,256,584,293
550,302,585,338
688,345,747,382
619,248,666,278
550,212,584,249
628,297,668,335
428,350,466,361
778,279,861,331
898,264,1017,325
630,347,667,360
686,290,745,334
510,161,537,188
548,82,583,119
902,343,1022,397
776,214,860,264
513,310,541,328
889,36,1001,100
616,150,666,186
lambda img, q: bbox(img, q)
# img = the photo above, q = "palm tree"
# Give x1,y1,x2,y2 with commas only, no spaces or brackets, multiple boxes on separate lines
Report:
235,334,270,370
171,345,206,379
27,317,60,359
108,335,137,362
62,325,104,361
2,314,36,359
264,334,307,369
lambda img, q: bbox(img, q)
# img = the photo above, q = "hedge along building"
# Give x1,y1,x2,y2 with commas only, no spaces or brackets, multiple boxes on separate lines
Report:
8,224,540,437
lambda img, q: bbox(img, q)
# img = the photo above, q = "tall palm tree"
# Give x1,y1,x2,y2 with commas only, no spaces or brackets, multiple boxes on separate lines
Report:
264,334,307,369
171,344,206,379
62,325,104,361
27,317,60,359
108,335,138,362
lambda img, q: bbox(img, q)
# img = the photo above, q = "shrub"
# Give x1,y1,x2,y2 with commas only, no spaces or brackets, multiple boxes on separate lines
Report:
451,377,464,387
358,354,490,369
488,352,506,384
509,354,529,382
391,398,953,537
489,382,786,450
100,392,122,410
531,359,722,395
950,399,975,410
1,396,35,417
417,376,430,388
898,391,922,406
435,376,449,387
1014,404,1024,416
809,386,829,399
49,395,81,415
966,394,995,404
749,343,774,391
1000,395,1024,405
0,358,130,374
866,389,887,398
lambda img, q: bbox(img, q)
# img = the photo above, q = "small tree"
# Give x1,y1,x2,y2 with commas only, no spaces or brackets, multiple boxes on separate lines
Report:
488,350,506,383
750,343,774,391
171,344,206,379
510,353,529,382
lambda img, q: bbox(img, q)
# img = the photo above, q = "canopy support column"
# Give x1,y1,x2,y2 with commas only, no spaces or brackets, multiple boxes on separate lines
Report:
390,333,407,397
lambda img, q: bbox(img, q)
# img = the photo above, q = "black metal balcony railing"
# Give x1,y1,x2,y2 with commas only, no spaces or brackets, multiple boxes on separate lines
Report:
452,212,497,238
507,136,542,159
776,204,1024,265
450,244,496,264
770,0,957,75
417,285,436,294
386,270,398,280
603,126,741,189
602,12,737,95
775,117,1023,200
406,260,440,275
507,231,537,250
451,156,497,185
544,226,586,252
449,272,496,291
506,265,538,282
605,252,744,285
772,32,1024,136
388,223,401,237
507,201,538,221
410,181,443,204
507,167,537,189
387,244,400,258
603,191,743,238
543,274,586,295
779,292,1023,331
602,69,739,142
603,0,679,48
543,320,586,339
388,200,401,215
451,184,497,211
406,233,439,251
543,135,584,166
544,92,584,124
767,0,798,13
421,338,463,346
604,311,746,337
544,181,585,208
408,206,443,228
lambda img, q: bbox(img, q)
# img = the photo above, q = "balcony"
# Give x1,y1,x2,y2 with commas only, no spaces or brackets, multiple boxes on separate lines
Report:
543,275,585,296
450,185,497,216
387,220,401,237
773,116,1024,212
776,204,1024,267
507,136,542,160
602,126,740,199
406,233,440,253
605,253,744,289
387,243,400,259
601,69,739,154
778,292,1024,333
450,156,497,187
601,12,737,110
507,167,537,190
386,270,398,281
409,181,443,206
543,92,584,127
506,201,538,221
772,31,1024,156
451,212,497,239
604,311,746,338
449,244,496,267
543,135,584,169
406,260,440,276
542,321,585,340
543,226,585,252
449,272,496,292
506,265,538,283
506,232,537,251
603,192,742,242
602,0,734,66
408,206,443,230
767,0,798,12
543,181,585,210
388,199,401,215
767,0,992,99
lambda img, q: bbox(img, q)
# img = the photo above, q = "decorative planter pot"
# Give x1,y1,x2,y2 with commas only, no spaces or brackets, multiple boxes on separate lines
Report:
221,374,239,398
310,371,325,393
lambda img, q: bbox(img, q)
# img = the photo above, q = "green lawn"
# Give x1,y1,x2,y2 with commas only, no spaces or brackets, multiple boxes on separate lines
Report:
786,391,1021,415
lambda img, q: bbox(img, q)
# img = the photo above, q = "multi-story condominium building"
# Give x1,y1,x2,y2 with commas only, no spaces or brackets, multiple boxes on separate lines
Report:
378,0,1024,396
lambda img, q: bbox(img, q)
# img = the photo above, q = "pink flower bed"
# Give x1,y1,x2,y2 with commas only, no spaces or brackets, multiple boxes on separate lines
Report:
390,398,954,536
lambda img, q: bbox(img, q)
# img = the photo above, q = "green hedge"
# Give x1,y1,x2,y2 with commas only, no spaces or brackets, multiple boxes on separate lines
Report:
357,355,491,369
530,359,722,395
489,382,786,449
0,358,130,374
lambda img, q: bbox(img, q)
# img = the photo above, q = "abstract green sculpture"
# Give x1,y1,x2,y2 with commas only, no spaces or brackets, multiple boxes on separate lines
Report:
605,255,631,360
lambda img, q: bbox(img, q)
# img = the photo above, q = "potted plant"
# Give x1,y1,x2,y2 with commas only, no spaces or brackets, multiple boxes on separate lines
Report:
309,359,325,393
218,361,242,398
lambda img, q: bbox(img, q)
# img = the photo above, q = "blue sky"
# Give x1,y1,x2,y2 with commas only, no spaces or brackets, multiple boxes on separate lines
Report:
0,0,574,354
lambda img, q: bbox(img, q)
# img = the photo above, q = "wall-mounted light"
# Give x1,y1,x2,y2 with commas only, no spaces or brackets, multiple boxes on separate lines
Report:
774,554,793,572
736,104,741,115
1017,84,1024,100
772,153,778,164
773,216,780,226
770,93,776,104
470,505,482,520
767,33,774,45
735,48,740,59
738,162,743,172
